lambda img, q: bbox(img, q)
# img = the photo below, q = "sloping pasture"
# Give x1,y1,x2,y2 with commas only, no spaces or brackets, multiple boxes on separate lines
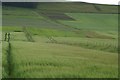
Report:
2,3,118,78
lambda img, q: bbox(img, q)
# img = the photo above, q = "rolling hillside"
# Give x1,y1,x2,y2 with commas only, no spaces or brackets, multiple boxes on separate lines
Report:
2,2,118,78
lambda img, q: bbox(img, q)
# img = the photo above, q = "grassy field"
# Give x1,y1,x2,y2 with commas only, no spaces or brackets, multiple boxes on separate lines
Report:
36,2,118,13
59,13,118,31
2,2,118,78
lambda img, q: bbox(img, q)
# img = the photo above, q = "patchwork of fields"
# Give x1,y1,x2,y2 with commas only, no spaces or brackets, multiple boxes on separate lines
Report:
2,3,118,78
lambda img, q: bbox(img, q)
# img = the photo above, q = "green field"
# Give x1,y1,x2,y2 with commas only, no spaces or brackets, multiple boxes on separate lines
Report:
2,2,118,78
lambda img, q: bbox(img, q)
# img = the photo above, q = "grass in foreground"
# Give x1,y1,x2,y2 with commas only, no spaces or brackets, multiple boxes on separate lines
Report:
10,41,118,78
2,30,118,78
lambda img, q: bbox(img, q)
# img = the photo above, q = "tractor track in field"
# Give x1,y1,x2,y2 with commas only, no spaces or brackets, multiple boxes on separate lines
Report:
5,36,14,78
23,27,34,42
5,26,34,78
46,36,57,43
7,42,13,78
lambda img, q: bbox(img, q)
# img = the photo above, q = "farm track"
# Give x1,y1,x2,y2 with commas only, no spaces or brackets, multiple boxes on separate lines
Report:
7,42,12,78
46,36,57,43
6,42,14,78
23,27,34,42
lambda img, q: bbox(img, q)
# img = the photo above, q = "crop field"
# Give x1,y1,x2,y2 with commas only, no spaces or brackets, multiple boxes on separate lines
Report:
2,2,118,78
37,2,118,13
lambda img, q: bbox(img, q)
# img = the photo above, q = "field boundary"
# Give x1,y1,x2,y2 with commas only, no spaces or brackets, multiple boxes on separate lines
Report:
36,11,82,34
47,38,117,53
